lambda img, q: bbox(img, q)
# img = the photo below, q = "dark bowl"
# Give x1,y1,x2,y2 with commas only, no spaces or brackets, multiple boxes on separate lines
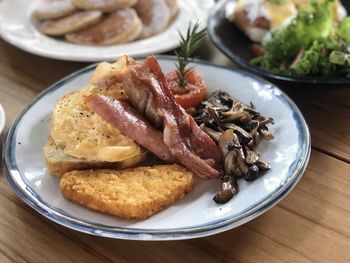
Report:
207,0,350,87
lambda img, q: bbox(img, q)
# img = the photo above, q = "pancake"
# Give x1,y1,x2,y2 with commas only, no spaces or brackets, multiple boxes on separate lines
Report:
164,0,179,21
39,10,103,36
72,0,137,12
34,0,78,20
134,0,170,39
65,8,142,45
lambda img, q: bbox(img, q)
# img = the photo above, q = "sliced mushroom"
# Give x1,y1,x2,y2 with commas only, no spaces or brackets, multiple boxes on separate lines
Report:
222,111,244,122
224,150,239,175
244,164,260,181
243,107,260,119
225,123,253,144
259,117,275,127
235,148,249,175
256,160,271,172
218,129,240,157
245,147,260,164
241,120,259,135
238,111,252,123
200,124,222,142
254,131,262,146
207,107,224,128
260,129,274,141
213,176,238,204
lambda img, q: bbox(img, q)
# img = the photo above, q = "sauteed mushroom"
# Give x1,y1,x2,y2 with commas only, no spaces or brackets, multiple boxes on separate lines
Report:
190,91,274,204
245,147,260,165
224,151,241,176
213,175,238,204
256,160,272,172
200,124,222,142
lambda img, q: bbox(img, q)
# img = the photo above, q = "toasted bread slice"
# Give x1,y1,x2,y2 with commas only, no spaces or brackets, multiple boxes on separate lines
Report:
34,0,78,20
134,0,170,39
60,164,195,219
65,8,142,45
72,0,137,12
44,137,146,177
39,10,103,36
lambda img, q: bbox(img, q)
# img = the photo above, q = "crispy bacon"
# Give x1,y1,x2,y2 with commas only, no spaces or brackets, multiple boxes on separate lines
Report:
85,95,174,162
123,56,222,179
87,55,222,179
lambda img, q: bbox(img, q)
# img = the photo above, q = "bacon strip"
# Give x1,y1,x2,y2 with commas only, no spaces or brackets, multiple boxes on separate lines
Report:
85,94,174,162
123,56,222,179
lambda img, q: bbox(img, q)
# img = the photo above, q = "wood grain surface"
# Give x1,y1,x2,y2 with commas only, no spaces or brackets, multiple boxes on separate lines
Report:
1,37,350,263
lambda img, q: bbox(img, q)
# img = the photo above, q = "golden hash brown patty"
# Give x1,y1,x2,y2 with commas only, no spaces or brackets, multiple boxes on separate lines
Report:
60,164,195,219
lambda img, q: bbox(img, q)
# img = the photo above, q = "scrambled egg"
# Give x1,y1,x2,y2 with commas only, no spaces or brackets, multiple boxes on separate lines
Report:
50,57,144,162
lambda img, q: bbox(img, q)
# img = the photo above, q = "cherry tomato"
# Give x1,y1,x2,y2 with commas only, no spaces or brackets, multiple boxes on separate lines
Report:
166,70,207,109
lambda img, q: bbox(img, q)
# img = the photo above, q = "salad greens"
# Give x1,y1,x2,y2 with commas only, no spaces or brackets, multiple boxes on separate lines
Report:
267,0,287,4
338,17,350,42
251,0,350,77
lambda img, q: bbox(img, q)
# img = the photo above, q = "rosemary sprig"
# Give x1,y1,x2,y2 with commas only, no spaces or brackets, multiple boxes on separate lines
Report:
175,21,207,87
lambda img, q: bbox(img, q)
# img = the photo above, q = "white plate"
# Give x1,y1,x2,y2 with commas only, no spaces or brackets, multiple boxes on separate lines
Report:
3,56,310,240
0,104,5,135
0,0,213,62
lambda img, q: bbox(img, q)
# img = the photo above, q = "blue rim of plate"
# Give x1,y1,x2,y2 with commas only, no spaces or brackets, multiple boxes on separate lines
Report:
207,0,350,85
3,55,311,240
0,104,5,136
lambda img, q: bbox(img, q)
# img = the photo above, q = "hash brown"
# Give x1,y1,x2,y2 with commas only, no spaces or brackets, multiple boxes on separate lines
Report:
60,164,195,219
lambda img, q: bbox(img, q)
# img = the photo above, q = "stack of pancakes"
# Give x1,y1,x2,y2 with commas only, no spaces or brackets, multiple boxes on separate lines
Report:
35,0,179,45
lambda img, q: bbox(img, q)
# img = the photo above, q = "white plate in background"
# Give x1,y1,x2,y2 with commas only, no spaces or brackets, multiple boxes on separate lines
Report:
0,0,214,62
3,56,311,240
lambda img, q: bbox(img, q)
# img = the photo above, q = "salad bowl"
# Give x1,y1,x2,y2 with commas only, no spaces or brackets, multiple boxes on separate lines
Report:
208,0,350,87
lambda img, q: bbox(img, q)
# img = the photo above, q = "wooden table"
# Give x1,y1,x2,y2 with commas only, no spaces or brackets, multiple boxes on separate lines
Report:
0,37,350,263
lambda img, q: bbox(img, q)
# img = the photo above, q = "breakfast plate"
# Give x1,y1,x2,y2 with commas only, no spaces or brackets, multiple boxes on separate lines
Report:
3,56,310,240
207,0,350,86
0,0,213,62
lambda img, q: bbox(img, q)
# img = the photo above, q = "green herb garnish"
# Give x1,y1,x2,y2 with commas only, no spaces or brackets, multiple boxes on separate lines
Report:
175,21,206,87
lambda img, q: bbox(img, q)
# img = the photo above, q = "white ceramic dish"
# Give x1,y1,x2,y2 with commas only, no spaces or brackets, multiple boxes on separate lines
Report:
0,104,5,136
3,56,311,240
0,0,214,62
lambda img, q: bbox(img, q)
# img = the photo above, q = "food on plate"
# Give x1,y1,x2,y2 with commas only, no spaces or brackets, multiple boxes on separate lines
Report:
71,0,137,12
165,22,208,109
229,0,350,77
66,8,142,45
86,55,222,179
46,22,274,218
50,89,143,163
227,0,346,43
189,91,273,203
45,63,146,177
34,0,78,20
134,0,170,39
60,164,194,219
44,137,145,177
228,0,297,42
85,94,175,162
250,0,350,77
33,0,179,45
39,10,103,36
